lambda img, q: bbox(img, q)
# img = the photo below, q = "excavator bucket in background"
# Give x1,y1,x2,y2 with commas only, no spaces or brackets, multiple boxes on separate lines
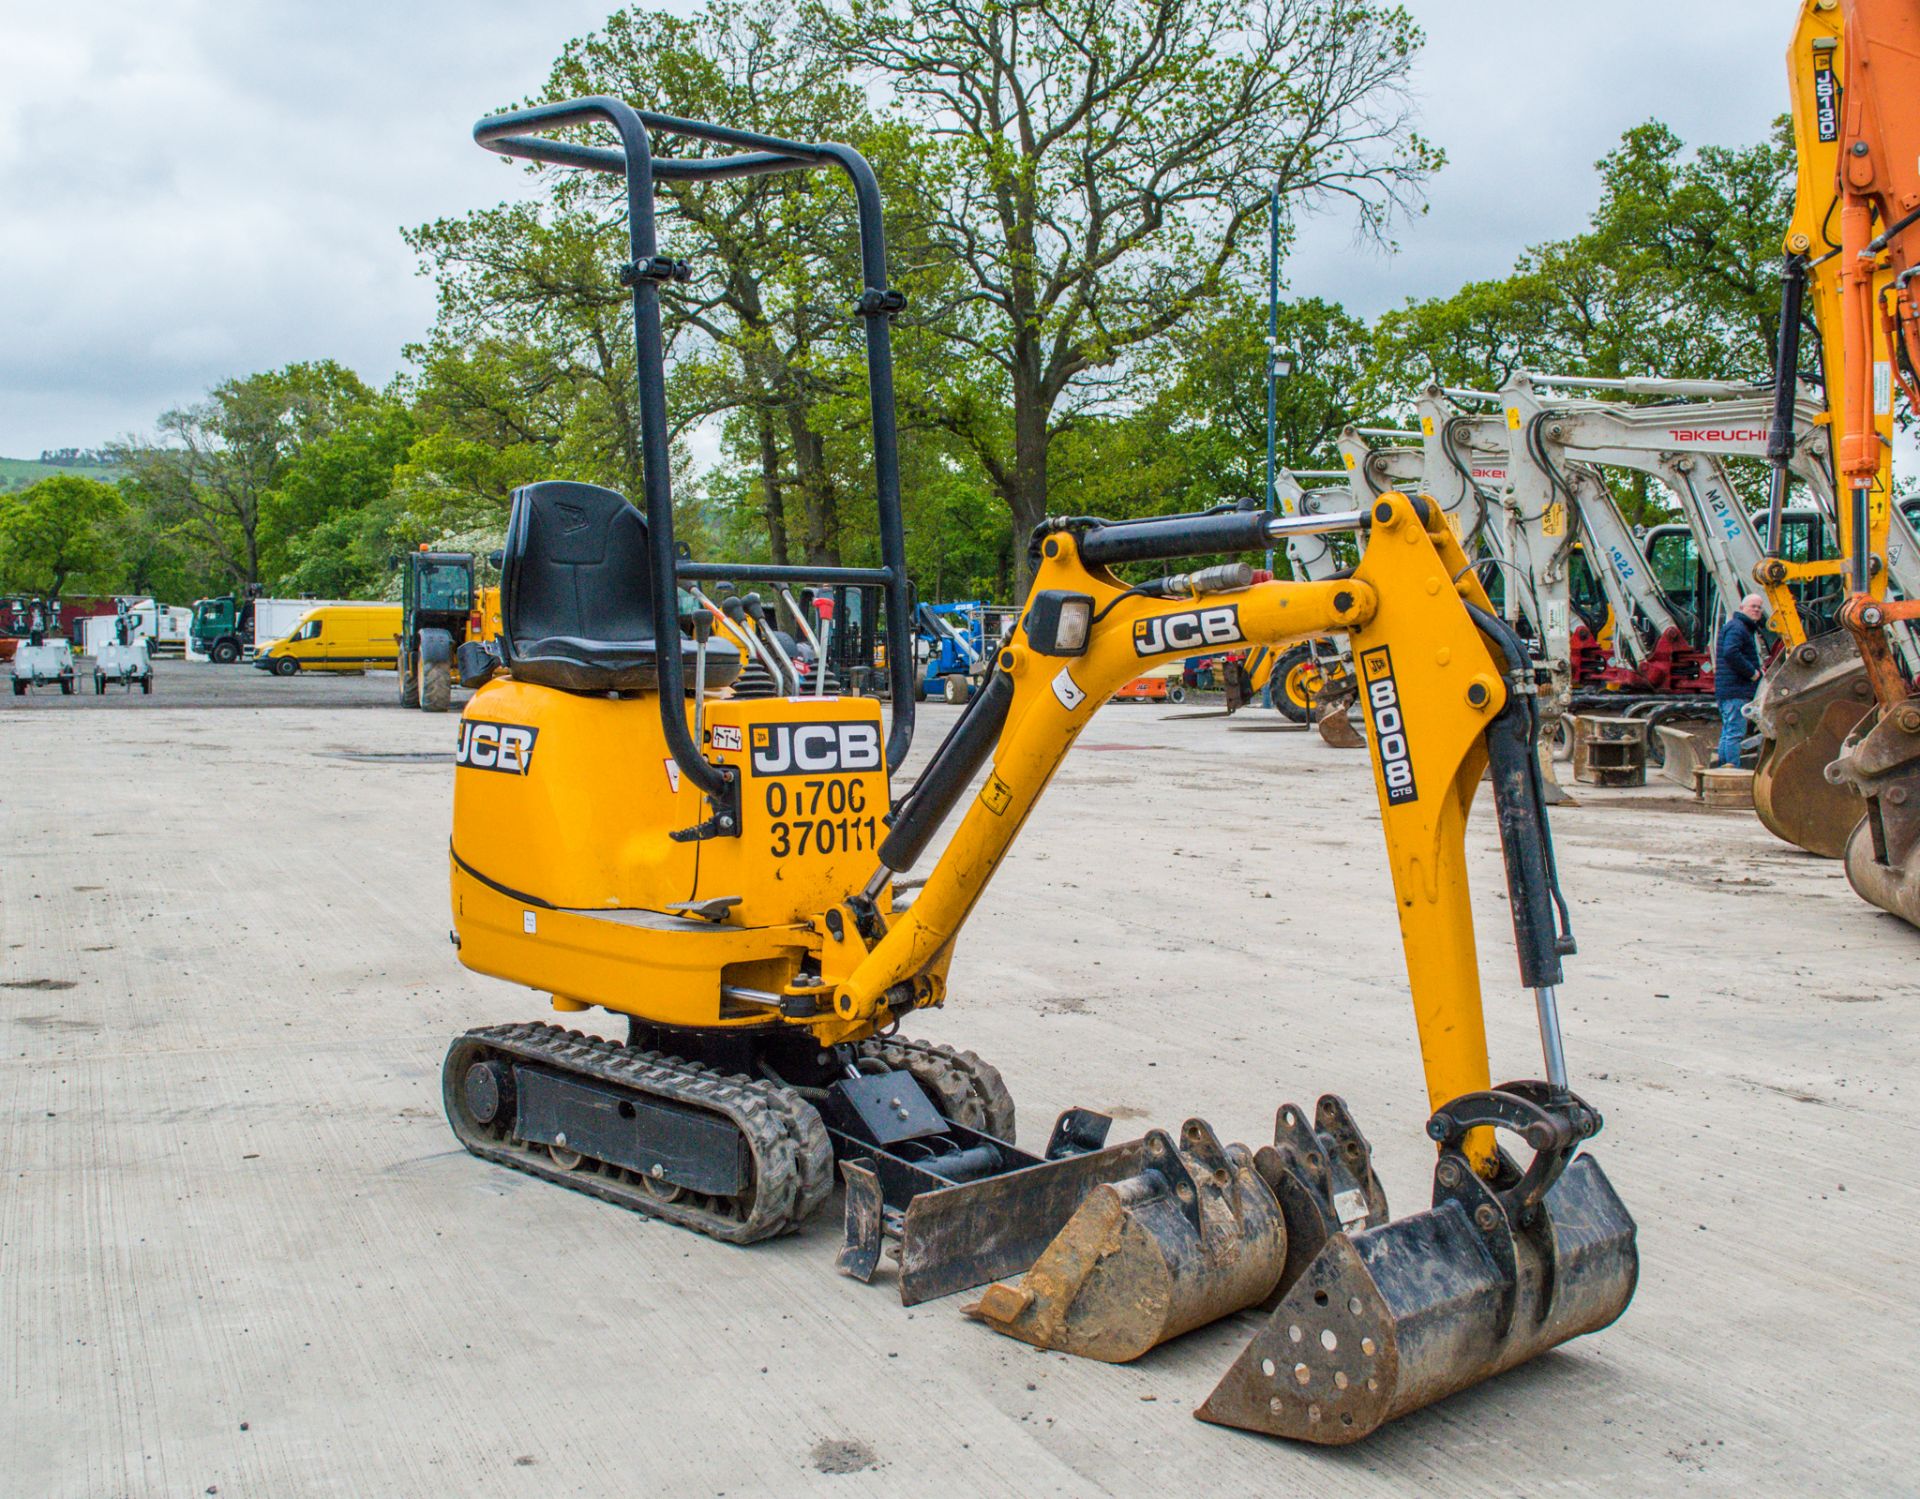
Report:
1753,630,1874,858
1314,679,1367,749
968,1120,1286,1361
1827,698,1920,926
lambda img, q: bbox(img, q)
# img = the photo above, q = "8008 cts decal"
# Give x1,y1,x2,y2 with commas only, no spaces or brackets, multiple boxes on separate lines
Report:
1357,647,1417,805
1133,604,1243,657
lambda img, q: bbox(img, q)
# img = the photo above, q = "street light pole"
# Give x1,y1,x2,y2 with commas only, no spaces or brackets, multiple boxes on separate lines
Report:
1262,187,1281,708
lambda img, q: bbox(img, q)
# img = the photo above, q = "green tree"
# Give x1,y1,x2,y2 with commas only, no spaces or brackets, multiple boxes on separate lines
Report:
1374,120,1795,394
271,397,419,594
114,361,377,588
818,0,1440,587
0,474,127,596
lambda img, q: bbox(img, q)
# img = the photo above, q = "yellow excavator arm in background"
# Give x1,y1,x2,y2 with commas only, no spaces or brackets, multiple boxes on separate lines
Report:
1770,0,1896,603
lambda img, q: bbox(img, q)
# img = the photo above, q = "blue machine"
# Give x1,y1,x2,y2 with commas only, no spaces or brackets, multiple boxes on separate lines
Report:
916,601,1012,703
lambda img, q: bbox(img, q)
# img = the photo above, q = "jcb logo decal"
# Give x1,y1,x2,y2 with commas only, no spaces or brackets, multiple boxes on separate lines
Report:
456,720,538,775
1814,49,1839,143
1358,648,1418,805
750,721,882,777
1133,605,1243,658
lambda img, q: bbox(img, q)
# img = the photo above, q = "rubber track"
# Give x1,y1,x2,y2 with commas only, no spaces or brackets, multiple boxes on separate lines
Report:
443,1022,832,1244
857,1036,1018,1144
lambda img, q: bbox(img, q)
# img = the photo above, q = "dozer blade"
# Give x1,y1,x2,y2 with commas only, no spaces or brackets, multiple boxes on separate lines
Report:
835,1101,1153,1307
1829,698,1920,926
1199,1084,1636,1445
968,1120,1287,1362
1753,631,1875,858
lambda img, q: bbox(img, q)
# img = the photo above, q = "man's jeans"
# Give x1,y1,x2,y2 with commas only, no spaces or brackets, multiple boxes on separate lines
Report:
1718,698,1750,768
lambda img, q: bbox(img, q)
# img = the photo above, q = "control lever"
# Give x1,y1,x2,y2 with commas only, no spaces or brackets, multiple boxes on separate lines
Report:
812,596,836,696
744,592,800,693
778,585,823,655
690,608,713,746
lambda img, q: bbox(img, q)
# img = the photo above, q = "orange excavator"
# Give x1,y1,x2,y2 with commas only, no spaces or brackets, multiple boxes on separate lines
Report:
1801,0,1920,924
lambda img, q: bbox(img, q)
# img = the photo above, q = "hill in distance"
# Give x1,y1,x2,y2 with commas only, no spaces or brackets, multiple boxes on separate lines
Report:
0,453,127,494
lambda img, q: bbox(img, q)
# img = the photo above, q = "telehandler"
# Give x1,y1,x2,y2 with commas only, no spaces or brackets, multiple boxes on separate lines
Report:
440,96,1636,1447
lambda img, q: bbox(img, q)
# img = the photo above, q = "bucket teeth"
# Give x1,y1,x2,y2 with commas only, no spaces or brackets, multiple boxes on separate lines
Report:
1254,1095,1391,1301
969,1119,1288,1363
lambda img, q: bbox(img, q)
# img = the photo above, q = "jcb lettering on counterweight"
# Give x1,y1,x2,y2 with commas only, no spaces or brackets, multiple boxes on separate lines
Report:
1133,605,1243,657
1358,648,1418,805
749,721,882,776
456,720,538,774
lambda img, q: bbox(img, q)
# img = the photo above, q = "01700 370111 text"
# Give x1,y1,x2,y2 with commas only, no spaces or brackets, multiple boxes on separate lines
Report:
763,776,879,858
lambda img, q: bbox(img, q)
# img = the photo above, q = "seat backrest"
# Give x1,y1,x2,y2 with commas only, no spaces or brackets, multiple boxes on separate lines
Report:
501,481,656,655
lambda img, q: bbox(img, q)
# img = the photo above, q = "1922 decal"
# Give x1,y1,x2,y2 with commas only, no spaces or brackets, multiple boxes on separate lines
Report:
1358,647,1417,804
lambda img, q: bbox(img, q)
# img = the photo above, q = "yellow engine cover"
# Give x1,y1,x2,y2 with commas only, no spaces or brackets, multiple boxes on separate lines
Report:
449,681,891,1028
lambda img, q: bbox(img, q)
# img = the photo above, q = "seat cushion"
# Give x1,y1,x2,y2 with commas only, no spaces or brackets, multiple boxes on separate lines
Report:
510,634,741,695
501,480,739,695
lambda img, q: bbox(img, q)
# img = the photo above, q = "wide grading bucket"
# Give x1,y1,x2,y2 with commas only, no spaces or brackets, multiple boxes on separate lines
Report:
1828,698,1920,926
1753,630,1874,858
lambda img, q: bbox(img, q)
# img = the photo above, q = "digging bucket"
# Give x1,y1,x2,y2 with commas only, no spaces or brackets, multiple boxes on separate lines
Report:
1198,1083,1637,1445
1829,698,1920,926
1753,630,1874,858
968,1119,1287,1362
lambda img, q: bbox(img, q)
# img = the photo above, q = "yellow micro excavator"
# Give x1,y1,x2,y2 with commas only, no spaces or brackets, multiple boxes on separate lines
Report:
439,98,1636,1447
1751,0,1899,859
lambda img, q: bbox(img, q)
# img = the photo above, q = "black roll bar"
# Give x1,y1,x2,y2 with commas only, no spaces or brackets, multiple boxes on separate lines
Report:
473,97,918,797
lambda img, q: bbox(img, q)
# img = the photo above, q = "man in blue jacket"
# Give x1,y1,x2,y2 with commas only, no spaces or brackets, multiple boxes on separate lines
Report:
1715,593,1768,767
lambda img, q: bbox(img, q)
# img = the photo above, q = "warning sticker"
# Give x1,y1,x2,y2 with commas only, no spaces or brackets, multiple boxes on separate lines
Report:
981,774,1014,816
1542,502,1566,538
1051,667,1087,711
663,758,682,793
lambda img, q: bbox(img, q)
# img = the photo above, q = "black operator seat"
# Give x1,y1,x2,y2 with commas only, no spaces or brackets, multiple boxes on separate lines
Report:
499,480,740,694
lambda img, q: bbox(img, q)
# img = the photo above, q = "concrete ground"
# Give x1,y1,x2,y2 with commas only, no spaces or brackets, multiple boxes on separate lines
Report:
3,661,1915,1496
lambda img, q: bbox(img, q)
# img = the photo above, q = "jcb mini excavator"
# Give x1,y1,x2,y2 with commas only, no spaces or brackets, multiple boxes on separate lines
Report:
440,96,1636,1446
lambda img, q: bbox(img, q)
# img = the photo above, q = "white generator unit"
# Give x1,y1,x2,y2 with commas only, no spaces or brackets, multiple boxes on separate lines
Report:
11,634,77,696
92,614,153,694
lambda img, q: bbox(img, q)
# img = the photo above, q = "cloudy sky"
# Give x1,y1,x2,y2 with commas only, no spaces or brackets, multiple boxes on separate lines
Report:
0,0,1789,458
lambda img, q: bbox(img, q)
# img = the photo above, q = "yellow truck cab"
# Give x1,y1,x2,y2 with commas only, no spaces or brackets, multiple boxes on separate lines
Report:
254,604,403,676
